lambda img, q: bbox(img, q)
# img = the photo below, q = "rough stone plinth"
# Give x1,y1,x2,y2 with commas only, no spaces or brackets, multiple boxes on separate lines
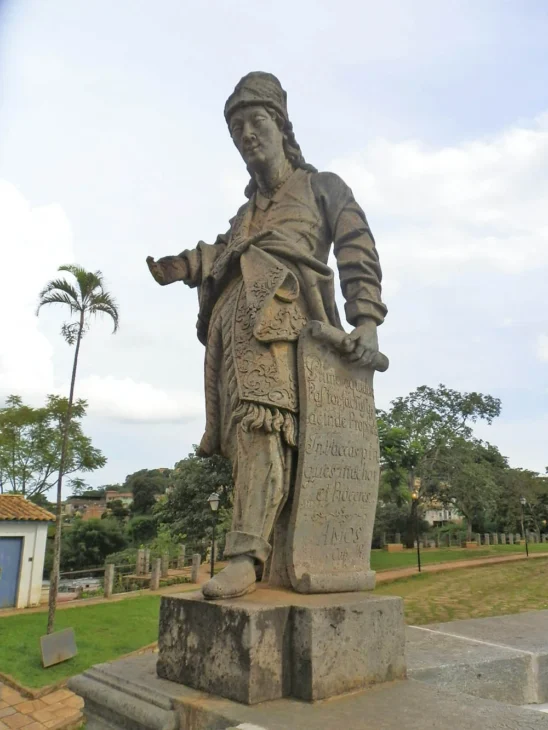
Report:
156,588,405,704
70,653,548,730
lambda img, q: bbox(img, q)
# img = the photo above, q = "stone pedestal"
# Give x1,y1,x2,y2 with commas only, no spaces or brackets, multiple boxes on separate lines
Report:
156,588,406,705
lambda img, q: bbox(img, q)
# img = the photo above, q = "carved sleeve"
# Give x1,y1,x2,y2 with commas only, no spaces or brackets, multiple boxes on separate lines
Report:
312,172,387,326
178,232,229,288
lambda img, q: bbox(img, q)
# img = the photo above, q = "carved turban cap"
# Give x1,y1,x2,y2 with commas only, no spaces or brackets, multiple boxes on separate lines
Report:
224,71,288,124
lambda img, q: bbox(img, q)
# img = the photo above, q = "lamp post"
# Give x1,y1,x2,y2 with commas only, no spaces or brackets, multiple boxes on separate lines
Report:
208,492,220,578
519,496,529,558
411,488,421,573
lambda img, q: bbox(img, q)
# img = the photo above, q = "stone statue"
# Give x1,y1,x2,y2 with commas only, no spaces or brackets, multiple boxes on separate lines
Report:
147,71,387,600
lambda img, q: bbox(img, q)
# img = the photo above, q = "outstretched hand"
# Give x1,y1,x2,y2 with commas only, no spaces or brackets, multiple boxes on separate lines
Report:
340,320,379,368
146,255,188,286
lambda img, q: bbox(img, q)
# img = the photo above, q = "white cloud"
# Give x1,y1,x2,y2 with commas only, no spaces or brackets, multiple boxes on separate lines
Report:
331,114,548,282
536,335,548,362
75,375,204,423
0,181,203,428
0,180,74,398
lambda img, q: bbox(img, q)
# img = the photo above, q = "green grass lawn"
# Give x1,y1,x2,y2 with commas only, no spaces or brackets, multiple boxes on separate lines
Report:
0,595,161,689
375,557,548,625
370,541,548,571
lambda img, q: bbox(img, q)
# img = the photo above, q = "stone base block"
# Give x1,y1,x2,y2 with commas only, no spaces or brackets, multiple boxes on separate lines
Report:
156,588,406,704
70,654,548,730
407,611,548,705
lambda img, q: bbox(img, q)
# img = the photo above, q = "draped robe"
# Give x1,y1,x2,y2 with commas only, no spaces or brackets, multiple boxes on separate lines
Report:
179,168,386,564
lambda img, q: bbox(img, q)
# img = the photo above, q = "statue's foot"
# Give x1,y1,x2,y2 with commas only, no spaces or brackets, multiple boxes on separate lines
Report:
202,556,257,600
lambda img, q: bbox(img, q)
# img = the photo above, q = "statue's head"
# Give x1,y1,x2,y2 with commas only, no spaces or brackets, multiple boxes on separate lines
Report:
225,72,316,195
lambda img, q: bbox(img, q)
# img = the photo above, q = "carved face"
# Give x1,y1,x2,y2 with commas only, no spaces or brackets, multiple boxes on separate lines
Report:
229,104,285,170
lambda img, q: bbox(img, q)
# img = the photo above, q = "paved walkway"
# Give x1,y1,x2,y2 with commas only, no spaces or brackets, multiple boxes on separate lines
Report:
0,685,83,730
375,550,548,583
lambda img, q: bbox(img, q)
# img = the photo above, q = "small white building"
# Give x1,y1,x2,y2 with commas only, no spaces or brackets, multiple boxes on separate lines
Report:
423,500,463,527
0,495,54,609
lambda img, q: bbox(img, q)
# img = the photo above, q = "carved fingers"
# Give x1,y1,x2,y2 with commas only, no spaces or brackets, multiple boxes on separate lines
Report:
146,255,188,286
341,322,380,367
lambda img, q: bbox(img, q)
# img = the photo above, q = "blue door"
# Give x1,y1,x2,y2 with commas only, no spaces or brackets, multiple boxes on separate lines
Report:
0,537,23,608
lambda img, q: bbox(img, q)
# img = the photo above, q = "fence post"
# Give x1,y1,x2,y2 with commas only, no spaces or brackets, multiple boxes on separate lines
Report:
136,548,145,576
150,558,161,590
104,563,115,599
144,548,151,574
191,553,201,584
161,552,170,578
177,544,186,570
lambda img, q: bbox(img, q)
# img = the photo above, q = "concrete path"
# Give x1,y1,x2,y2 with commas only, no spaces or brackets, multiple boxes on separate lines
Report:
375,549,548,583
0,684,83,730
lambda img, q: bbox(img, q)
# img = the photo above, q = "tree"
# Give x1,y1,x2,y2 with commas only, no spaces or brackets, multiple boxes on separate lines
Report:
124,468,173,515
0,395,105,498
378,384,502,543
103,498,130,522
127,515,158,544
431,438,507,538
37,264,119,634
498,468,548,534
60,518,127,571
130,477,162,515
155,448,233,548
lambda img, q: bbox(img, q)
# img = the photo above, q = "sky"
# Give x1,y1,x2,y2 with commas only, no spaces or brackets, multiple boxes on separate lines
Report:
1,0,547,494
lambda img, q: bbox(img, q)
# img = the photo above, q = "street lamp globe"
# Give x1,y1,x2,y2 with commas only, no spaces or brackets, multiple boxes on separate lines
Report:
411,490,419,501
208,492,220,512
520,496,527,506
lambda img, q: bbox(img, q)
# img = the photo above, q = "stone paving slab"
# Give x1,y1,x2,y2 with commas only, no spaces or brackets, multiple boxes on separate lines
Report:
406,610,548,704
407,625,535,704
0,684,83,730
425,610,548,652
72,654,548,730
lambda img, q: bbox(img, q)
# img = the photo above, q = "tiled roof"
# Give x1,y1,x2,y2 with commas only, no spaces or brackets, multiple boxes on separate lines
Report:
0,495,55,522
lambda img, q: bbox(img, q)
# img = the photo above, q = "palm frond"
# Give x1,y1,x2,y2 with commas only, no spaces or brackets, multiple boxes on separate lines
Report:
59,265,104,306
37,277,80,311
89,292,120,332
36,290,80,316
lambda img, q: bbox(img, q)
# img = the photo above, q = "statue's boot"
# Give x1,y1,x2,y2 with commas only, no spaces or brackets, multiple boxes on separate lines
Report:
202,555,257,600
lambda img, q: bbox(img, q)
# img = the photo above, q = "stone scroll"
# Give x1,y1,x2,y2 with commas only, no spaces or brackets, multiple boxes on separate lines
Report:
287,321,388,594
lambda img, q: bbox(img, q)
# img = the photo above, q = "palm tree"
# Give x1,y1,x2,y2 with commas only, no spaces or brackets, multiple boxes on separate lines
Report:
37,265,119,634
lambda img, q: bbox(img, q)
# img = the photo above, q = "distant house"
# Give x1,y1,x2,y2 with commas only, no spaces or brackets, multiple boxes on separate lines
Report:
0,495,54,609
424,499,463,527
81,504,108,521
64,495,105,516
105,491,133,506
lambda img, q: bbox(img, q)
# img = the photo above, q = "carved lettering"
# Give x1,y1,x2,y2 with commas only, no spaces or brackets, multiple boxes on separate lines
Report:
290,327,381,586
